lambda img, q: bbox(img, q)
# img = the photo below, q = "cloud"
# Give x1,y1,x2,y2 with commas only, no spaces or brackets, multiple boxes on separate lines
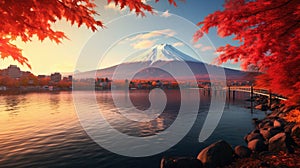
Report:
201,46,214,51
131,40,156,49
128,29,177,41
141,0,151,4
161,10,171,17
172,42,184,47
193,43,202,49
125,29,177,50
104,2,126,12
213,51,224,56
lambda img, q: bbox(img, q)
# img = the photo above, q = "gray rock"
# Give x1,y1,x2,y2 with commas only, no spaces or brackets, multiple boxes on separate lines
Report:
245,133,264,142
197,140,234,168
234,145,252,158
160,157,203,168
268,132,290,153
248,139,267,152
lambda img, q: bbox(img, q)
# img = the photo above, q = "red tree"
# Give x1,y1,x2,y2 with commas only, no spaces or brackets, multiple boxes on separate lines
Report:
0,0,178,68
194,0,300,105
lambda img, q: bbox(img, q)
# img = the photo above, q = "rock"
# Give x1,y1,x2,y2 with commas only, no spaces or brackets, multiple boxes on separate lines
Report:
273,119,283,128
267,109,282,118
284,122,295,134
259,128,271,140
248,139,267,152
252,118,259,125
245,133,264,142
268,132,290,153
234,145,252,158
260,127,282,140
160,157,203,168
197,140,234,168
251,129,260,134
291,125,300,138
282,106,294,113
270,103,279,110
255,104,268,111
258,119,273,129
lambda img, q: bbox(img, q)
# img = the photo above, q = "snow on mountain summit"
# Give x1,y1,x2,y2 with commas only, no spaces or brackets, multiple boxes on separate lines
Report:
126,44,200,63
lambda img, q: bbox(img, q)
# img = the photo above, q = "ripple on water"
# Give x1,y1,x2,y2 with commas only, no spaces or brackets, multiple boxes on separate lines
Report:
0,91,266,168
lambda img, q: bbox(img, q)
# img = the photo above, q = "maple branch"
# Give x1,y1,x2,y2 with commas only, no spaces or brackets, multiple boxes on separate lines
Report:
280,21,300,37
241,0,294,18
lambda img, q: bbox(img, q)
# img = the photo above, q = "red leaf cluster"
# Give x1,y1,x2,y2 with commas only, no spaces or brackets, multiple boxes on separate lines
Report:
194,0,300,105
0,0,104,68
0,0,179,69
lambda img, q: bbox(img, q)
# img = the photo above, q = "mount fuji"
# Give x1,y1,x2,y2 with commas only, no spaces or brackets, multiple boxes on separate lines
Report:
125,44,200,63
77,44,255,81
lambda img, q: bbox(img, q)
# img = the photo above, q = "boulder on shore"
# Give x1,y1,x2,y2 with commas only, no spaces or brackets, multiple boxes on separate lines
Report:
245,133,264,142
291,125,300,138
259,127,282,140
268,132,291,153
273,119,283,128
234,145,252,158
258,119,273,129
255,104,268,111
248,139,267,152
160,157,203,168
197,140,234,168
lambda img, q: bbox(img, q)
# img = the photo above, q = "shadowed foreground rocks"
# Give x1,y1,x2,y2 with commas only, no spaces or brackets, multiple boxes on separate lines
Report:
234,145,251,158
197,140,234,168
160,104,300,168
160,157,203,168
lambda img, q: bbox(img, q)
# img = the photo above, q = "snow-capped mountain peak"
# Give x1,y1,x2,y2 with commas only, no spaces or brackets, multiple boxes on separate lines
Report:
126,44,200,63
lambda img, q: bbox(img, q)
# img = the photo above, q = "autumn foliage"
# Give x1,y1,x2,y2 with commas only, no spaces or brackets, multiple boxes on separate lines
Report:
194,0,300,105
0,0,178,68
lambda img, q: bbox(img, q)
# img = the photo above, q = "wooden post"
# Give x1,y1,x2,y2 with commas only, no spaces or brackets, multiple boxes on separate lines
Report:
233,90,236,100
228,86,231,99
250,84,254,113
250,84,254,100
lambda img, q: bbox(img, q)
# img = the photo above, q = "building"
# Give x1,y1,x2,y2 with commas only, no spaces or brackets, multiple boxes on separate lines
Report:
50,72,62,82
1,65,22,78
38,75,47,79
68,75,72,81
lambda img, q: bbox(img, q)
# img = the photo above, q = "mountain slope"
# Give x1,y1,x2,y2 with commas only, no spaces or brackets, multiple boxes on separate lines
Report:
76,44,255,81
126,44,200,63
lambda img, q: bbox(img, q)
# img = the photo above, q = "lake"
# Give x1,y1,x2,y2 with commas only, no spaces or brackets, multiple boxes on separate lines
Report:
0,90,266,167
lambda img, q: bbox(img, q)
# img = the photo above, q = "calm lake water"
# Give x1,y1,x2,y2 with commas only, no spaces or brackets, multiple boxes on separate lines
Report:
0,90,266,168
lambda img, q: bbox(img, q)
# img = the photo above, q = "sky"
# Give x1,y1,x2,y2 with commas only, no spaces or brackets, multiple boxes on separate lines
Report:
1,0,240,76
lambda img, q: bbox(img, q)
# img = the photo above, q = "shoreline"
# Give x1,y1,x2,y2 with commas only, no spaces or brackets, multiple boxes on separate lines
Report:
161,99,300,168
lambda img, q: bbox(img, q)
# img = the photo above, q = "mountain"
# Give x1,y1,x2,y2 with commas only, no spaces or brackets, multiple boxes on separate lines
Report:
125,44,200,63
75,44,256,81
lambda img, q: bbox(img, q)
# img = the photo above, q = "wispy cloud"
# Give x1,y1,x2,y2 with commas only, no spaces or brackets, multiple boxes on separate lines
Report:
213,51,224,56
128,29,177,41
161,10,171,17
201,46,214,51
172,42,184,47
193,43,202,49
131,40,156,49
125,29,177,50
104,2,126,12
